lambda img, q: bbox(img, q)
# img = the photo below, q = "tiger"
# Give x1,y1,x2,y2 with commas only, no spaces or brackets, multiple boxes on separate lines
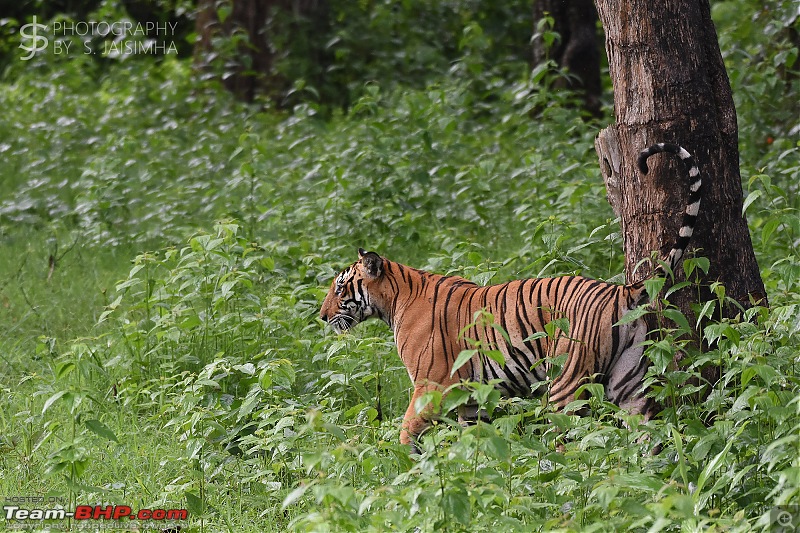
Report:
320,143,701,451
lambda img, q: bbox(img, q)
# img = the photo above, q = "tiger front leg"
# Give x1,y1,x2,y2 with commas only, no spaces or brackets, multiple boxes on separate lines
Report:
400,383,441,454
548,367,592,416
544,336,594,415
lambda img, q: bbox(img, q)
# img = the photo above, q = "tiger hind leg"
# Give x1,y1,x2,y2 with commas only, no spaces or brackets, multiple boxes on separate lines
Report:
605,346,653,417
457,403,492,426
605,334,663,454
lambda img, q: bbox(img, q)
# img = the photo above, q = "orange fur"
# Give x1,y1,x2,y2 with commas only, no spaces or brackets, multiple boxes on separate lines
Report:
321,253,653,447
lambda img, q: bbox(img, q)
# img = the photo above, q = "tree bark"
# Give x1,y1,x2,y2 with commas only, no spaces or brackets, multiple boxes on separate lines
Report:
593,0,767,384
532,0,603,116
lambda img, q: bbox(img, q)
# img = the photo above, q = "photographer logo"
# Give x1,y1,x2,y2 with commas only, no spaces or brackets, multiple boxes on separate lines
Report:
19,16,49,60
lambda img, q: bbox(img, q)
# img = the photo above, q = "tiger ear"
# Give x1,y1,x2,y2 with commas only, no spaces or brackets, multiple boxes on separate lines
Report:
358,248,383,277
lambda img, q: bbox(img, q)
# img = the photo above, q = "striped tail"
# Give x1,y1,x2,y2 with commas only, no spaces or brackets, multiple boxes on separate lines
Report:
637,142,702,276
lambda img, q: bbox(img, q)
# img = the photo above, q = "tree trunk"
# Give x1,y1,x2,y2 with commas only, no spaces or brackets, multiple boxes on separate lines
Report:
194,0,275,102
532,0,603,116
593,0,767,384
194,0,329,104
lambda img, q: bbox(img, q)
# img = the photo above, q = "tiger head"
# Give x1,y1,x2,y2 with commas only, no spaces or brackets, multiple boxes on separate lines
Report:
320,248,386,333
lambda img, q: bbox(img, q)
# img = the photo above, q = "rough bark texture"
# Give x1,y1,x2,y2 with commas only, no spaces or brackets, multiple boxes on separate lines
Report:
532,0,603,116
593,0,767,384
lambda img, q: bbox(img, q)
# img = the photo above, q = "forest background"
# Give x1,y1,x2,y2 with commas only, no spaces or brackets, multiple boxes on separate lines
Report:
0,0,798,531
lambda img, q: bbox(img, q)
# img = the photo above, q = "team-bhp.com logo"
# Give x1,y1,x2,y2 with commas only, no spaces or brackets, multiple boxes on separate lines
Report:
4,504,187,527
18,15,179,60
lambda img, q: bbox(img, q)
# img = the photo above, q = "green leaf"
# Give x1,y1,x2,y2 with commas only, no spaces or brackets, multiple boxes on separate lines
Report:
694,422,748,510
441,490,471,526
489,323,511,345
644,277,665,299
742,364,780,387
415,391,442,414
531,62,551,84
646,339,675,374
742,189,762,214
261,359,296,389
56,362,76,380
662,308,691,333
228,145,244,162
683,257,710,278
442,387,471,413
704,322,739,345
549,317,570,336
547,412,572,430
451,349,477,377
220,279,237,299
272,359,296,388
84,419,119,443
42,390,68,414
483,349,505,368
472,270,497,286
237,390,261,421
611,472,663,493
761,217,780,245
185,491,204,515
671,425,689,490
185,438,204,460
351,379,372,402
322,422,346,442
179,314,202,330
615,306,649,326
282,483,312,510
665,281,692,299
258,369,272,390
233,362,256,375
524,331,548,342
695,300,717,328
484,434,510,461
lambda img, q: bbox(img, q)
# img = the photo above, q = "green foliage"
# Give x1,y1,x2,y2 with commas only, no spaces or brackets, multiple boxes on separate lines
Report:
713,0,799,161
0,0,798,530
264,0,533,109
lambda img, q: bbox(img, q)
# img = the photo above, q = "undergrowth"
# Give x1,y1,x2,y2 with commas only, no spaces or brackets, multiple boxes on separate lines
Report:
0,1,798,531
